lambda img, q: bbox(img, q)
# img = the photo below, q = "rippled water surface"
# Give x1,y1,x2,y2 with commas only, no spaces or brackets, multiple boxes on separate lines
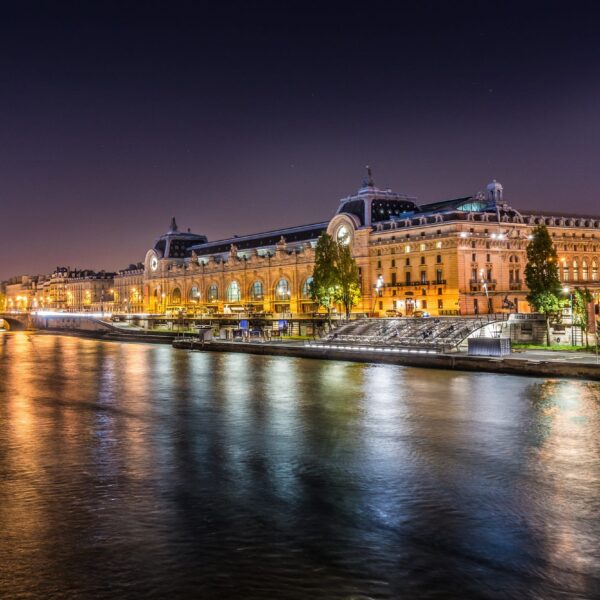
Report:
1,333,599,599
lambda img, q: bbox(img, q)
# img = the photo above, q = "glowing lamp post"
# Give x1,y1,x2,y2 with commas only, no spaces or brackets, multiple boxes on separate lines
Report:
479,268,490,313
372,275,384,315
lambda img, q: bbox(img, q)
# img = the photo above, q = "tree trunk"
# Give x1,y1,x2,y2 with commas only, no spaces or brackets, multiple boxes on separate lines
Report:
546,315,551,346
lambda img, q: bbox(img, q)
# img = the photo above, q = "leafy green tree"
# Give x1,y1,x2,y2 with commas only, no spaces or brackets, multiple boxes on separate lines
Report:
310,233,338,323
573,287,593,347
333,243,361,319
524,225,563,345
311,232,362,322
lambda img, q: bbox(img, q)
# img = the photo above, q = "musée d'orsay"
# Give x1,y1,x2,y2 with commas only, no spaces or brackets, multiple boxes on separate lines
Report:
4,171,600,318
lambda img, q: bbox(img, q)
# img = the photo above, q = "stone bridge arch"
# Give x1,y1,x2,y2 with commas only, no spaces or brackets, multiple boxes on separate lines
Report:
0,315,29,331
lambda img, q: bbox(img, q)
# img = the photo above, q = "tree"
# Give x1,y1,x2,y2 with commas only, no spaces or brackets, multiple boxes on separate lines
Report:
310,233,338,323
0,291,5,312
333,243,361,319
524,225,563,346
573,287,593,347
311,233,362,322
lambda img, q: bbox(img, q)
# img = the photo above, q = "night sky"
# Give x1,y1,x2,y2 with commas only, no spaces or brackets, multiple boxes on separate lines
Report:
1,1,599,280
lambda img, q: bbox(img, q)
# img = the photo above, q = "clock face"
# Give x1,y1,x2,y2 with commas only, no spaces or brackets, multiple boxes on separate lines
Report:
337,225,350,245
150,256,158,271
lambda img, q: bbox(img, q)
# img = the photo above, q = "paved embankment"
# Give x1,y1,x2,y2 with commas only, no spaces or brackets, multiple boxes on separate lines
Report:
30,328,600,381
36,328,178,344
173,339,600,381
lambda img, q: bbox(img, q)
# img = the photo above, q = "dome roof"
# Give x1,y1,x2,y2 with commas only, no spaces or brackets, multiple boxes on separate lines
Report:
487,179,503,191
152,217,208,258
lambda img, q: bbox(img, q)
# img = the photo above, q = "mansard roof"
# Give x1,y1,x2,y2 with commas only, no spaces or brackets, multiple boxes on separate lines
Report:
417,196,480,214
188,222,328,256
152,217,208,258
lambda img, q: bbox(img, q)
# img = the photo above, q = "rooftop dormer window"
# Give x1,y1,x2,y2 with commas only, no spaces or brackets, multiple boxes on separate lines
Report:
457,200,487,212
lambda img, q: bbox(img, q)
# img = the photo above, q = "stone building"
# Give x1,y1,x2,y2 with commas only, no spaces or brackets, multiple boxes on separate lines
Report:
38,267,72,310
4,275,47,312
10,267,116,312
64,270,115,312
113,263,145,313
134,173,600,318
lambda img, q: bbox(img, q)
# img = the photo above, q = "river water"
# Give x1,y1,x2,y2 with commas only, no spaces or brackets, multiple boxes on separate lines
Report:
0,333,599,599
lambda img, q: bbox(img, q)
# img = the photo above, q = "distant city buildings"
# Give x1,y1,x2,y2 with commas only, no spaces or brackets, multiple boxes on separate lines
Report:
3,268,115,313
3,172,600,320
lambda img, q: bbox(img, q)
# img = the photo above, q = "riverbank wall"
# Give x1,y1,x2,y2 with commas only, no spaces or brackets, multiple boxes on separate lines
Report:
173,339,600,382
26,325,600,381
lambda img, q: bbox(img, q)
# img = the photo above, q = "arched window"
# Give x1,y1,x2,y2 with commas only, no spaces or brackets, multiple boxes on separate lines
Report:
207,283,218,302
592,260,598,281
563,263,569,282
171,287,182,304
582,260,589,281
573,260,579,282
227,281,241,302
249,281,263,300
189,286,200,301
302,277,313,298
275,278,291,301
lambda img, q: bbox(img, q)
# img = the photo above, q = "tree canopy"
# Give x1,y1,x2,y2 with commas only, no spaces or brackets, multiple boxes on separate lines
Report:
310,233,361,319
524,225,563,345
333,243,361,319
573,287,593,346
310,233,338,319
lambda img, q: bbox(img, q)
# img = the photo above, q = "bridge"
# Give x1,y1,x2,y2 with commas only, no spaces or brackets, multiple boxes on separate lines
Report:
0,313,33,331
314,315,509,353
0,313,116,332
0,312,138,335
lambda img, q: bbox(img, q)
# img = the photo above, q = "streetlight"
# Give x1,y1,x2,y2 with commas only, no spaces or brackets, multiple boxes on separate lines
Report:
562,286,574,345
479,268,491,314
372,275,384,315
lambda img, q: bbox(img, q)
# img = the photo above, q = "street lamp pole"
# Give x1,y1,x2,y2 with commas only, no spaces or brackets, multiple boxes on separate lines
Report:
480,268,490,315
372,275,383,316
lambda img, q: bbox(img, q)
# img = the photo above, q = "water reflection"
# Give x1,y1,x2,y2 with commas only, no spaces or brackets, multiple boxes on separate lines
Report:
0,333,598,599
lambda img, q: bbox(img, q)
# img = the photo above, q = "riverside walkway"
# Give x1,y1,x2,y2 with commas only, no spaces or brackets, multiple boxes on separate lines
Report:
12,312,599,380
172,337,600,381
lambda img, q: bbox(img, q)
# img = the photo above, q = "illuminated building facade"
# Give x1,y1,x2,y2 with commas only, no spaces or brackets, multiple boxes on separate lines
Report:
63,270,115,312
138,173,600,318
41,267,71,310
113,263,144,313
3,173,599,320
4,275,47,312
3,268,115,313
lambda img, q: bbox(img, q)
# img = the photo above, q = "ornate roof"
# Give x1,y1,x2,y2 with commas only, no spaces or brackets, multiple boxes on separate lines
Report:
188,222,327,256
153,217,208,258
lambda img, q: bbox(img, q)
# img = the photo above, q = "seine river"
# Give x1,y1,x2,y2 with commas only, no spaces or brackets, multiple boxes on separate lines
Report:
1,333,599,599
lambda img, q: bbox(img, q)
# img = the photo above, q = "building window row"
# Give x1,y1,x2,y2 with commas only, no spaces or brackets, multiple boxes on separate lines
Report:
560,259,598,282
166,278,314,304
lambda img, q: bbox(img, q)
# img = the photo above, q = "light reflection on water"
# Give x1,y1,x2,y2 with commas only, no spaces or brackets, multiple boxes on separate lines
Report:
0,332,599,599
